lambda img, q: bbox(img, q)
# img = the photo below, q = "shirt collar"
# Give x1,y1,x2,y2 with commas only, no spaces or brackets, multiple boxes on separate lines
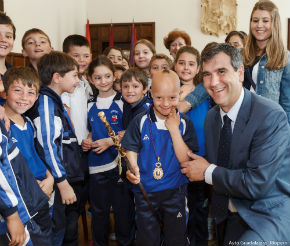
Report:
220,88,244,124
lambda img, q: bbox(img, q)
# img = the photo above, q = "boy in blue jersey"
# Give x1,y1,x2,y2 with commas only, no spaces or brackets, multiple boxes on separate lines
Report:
0,117,49,246
82,56,135,246
3,67,54,245
25,51,83,245
122,69,199,246
120,68,150,130
21,28,53,72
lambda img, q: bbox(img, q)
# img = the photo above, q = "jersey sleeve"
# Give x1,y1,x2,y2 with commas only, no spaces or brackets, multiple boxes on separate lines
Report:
182,115,199,153
121,115,142,153
0,122,18,218
34,96,66,183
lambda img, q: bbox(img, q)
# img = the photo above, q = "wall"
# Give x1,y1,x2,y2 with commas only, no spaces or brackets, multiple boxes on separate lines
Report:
86,0,290,55
4,0,290,55
5,0,87,53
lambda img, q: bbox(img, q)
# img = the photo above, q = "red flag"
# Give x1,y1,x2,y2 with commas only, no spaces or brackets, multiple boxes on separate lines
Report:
109,24,114,47
129,23,136,67
86,19,91,47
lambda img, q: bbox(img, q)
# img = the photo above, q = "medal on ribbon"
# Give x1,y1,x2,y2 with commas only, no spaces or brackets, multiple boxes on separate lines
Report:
153,157,163,180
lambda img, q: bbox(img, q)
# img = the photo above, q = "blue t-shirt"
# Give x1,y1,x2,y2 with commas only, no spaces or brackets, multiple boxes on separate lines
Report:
186,99,210,156
9,118,47,180
121,106,199,192
87,92,123,174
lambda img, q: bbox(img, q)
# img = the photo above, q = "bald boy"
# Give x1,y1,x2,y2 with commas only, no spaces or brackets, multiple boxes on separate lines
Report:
121,69,199,246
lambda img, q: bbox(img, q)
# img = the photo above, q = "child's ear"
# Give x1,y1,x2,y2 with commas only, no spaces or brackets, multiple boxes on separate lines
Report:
52,72,61,84
143,86,148,94
22,49,28,58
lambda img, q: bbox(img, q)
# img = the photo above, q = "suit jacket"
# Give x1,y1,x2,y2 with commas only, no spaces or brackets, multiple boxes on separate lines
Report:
205,88,290,242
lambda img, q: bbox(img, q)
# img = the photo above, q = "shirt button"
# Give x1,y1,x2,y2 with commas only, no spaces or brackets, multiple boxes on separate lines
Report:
260,80,264,84
261,66,265,68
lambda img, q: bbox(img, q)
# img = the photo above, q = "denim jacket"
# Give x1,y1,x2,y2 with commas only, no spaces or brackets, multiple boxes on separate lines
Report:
244,51,290,124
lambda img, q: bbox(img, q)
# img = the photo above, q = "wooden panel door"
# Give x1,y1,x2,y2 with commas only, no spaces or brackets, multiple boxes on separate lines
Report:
89,22,155,59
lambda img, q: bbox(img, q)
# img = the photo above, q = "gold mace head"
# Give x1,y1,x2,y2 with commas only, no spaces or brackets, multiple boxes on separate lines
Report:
98,111,105,119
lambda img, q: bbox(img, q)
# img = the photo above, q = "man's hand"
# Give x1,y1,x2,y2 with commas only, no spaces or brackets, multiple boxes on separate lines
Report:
165,108,180,133
91,138,113,154
126,165,140,184
6,211,26,246
57,179,77,205
181,152,210,181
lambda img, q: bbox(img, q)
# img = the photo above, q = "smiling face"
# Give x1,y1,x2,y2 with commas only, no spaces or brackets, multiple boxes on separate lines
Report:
202,52,244,113
174,52,199,84
251,10,272,44
89,65,115,97
169,37,186,59
0,24,14,58
134,43,154,70
59,67,80,94
150,71,180,119
107,48,123,65
67,45,91,74
121,77,147,106
5,80,38,115
22,33,52,61
150,58,170,78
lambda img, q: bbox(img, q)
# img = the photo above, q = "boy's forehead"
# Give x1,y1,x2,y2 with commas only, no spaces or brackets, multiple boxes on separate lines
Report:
68,45,91,54
11,79,38,89
25,33,49,41
151,72,180,92
0,24,14,33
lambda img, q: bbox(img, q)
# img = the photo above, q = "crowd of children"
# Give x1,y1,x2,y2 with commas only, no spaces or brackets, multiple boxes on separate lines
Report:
1,0,289,245
0,9,212,246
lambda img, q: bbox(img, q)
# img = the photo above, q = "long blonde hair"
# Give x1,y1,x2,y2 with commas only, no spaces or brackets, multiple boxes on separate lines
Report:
243,0,287,70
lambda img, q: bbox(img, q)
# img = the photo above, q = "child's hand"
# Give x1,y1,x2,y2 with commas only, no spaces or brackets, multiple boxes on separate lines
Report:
126,165,140,184
38,171,54,198
82,138,92,152
117,130,125,142
165,108,180,133
0,106,10,131
91,138,114,154
57,179,77,205
6,211,26,246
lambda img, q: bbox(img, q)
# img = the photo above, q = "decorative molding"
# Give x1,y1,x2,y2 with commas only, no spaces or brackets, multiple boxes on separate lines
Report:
201,0,237,37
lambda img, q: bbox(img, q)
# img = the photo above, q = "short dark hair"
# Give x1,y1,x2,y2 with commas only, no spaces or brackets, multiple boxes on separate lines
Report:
149,53,173,70
88,55,114,77
201,43,243,72
0,11,16,39
62,34,90,53
103,46,123,57
37,51,78,85
120,68,148,89
3,67,40,93
22,28,51,49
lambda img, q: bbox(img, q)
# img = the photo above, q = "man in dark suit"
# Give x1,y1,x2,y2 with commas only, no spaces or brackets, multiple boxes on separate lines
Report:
181,43,290,245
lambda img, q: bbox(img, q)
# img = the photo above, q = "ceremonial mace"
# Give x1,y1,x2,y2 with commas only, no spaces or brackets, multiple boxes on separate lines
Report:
98,111,163,229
